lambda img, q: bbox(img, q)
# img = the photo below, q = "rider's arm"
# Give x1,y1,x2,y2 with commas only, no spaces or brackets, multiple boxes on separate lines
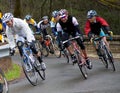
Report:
17,18,35,42
56,22,62,41
72,17,83,35
97,17,110,34
84,20,91,36
5,26,16,49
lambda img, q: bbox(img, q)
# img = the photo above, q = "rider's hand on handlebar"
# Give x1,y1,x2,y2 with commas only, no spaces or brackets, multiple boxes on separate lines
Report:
90,37,94,43
108,31,113,36
9,48,15,56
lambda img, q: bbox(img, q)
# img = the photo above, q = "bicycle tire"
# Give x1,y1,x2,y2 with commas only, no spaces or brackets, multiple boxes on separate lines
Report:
104,46,116,71
41,46,49,57
75,51,88,79
53,40,61,58
53,44,61,58
34,60,46,80
98,46,108,69
0,68,8,93
21,59,38,86
34,41,44,58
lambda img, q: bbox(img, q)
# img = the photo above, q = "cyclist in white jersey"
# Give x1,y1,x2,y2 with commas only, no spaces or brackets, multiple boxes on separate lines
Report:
2,13,46,70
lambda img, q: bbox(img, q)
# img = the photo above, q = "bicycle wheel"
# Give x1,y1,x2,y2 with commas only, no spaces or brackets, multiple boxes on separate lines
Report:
61,49,69,63
34,59,46,80
53,40,61,58
0,68,8,93
98,46,108,69
41,46,49,57
75,51,88,79
21,58,38,86
104,47,116,71
35,40,43,58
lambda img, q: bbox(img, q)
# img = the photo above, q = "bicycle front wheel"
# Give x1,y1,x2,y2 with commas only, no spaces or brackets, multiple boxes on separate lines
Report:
34,60,46,80
75,52,88,79
98,47,108,69
0,68,8,93
21,59,38,86
104,47,116,71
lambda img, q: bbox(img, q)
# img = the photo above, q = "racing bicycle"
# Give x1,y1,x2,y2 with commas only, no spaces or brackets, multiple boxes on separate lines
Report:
62,35,88,79
20,41,45,86
92,35,116,71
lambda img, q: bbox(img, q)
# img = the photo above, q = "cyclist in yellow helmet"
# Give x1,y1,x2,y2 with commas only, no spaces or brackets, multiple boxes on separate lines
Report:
24,14,39,34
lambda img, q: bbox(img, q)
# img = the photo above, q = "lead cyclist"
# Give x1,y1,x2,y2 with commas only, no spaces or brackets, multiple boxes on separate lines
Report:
2,12,46,70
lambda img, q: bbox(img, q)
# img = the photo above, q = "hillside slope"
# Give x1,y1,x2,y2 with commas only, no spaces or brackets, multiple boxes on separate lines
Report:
0,0,119,34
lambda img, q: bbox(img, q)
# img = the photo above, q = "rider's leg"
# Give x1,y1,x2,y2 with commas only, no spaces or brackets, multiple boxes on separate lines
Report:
75,34,92,69
102,36,110,50
30,41,46,70
17,41,24,57
62,32,77,63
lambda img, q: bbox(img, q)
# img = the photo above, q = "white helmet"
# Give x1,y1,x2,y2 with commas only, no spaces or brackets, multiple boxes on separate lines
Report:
87,10,97,19
2,13,13,23
42,16,49,21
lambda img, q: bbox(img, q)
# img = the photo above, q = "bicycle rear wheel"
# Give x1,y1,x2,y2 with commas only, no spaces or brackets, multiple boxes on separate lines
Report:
34,60,46,80
21,59,38,86
75,52,88,79
0,68,8,93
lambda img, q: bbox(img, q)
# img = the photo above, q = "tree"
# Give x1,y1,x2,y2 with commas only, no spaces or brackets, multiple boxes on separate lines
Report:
13,0,21,17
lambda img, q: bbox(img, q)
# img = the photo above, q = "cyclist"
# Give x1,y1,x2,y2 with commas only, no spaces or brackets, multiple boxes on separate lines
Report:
2,12,46,70
84,10,113,57
24,14,39,33
37,16,52,47
56,9,92,69
37,16,50,38
50,10,60,37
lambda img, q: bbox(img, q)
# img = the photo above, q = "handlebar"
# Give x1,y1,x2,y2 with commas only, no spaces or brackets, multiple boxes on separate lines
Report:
62,35,82,44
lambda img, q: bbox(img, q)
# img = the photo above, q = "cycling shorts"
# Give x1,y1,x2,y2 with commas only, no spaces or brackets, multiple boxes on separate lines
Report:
99,29,106,37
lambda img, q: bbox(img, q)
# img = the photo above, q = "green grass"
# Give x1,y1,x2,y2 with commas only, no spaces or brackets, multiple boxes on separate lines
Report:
4,64,22,81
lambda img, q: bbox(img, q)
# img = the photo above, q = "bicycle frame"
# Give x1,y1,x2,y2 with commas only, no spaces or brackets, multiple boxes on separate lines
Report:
62,35,86,64
22,43,34,70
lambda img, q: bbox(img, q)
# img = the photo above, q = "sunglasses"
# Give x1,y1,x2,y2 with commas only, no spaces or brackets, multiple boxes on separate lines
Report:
61,15,67,19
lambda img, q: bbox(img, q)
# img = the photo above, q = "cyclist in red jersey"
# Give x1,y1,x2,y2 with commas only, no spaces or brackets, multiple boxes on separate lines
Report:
84,10,113,56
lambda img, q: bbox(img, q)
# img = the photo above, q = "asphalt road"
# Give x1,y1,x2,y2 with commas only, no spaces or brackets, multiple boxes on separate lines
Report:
9,55,120,93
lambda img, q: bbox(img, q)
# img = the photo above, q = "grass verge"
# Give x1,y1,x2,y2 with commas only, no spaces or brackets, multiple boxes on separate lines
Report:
4,64,22,81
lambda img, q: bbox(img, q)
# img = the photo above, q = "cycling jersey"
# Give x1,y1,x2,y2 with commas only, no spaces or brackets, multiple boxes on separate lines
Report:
50,17,57,28
84,16,109,36
56,15,80,34
37,20,50,30
6,18,35,48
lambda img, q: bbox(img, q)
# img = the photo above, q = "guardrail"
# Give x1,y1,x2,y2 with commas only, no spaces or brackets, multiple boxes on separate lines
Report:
0,44,9,58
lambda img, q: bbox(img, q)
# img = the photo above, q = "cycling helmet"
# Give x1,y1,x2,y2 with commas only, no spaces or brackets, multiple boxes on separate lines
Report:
52,10,59,18
87,10,97,19
42,16,48,20
25,15,32,21
59,9,68,15
59,9,68,18
2,13,13,23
